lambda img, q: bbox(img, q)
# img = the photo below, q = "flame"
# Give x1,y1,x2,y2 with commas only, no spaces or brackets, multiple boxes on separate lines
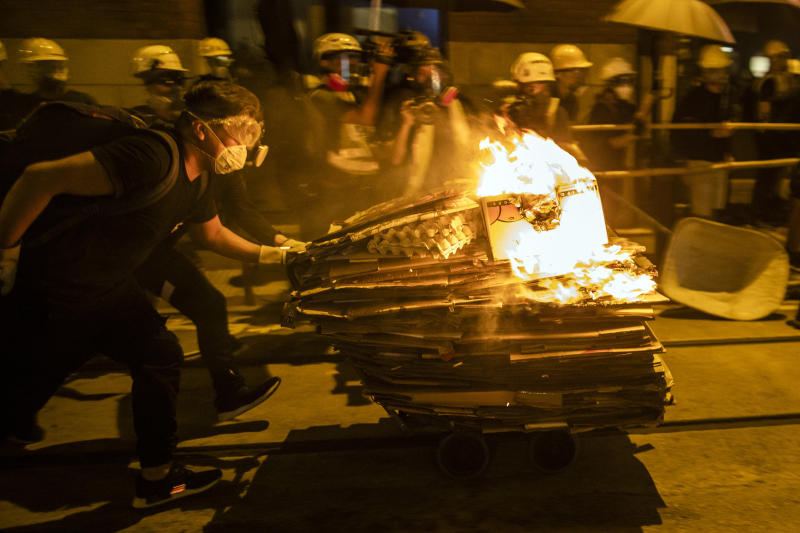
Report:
476,131,656,304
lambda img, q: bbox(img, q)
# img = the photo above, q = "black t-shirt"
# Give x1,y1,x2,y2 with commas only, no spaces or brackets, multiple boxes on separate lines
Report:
672,84,735,162
213,172,279,245
18,129,216,309
584,92,637,171
506,96,573,145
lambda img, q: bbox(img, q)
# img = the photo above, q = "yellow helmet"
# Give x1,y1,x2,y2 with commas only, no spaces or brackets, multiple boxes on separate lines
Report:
313,33,362,61
199,37,232,58
18,37,67,62
131,45,187,76
763,40,790,58
511,52,555,83
698,45,733,69
600,57,635,81
551,44,592,71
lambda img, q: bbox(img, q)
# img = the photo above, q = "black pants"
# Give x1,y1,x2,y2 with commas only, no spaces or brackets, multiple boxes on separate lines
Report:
0,281,181,467
753,132,796,220
135,246,243,395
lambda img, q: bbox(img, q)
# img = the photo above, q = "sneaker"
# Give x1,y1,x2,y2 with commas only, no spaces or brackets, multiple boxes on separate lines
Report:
5,415,45,445
216,376,281,422
133,464,221,509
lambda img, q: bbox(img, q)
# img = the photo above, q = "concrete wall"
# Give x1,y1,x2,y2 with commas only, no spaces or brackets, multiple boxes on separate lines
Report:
0,0,206,39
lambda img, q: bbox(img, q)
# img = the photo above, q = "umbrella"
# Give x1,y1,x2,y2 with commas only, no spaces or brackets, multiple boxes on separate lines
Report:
707,0,800,6
381,0,524,10
605,0,736,43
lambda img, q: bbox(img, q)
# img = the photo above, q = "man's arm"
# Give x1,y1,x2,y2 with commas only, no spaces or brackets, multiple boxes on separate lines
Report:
0,151,113,248
218,175,283,245
340,60,391,126
188,215,260,262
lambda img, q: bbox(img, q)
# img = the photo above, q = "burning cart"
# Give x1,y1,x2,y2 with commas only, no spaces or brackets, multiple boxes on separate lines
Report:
283,133,673,479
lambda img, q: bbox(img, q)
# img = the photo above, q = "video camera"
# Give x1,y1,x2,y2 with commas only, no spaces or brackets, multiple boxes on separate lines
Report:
353,28,432,66
406,95,440,125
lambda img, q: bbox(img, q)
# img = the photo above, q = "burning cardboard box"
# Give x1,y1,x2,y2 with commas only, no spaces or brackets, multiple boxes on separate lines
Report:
282,130,671,477
477,133,609,280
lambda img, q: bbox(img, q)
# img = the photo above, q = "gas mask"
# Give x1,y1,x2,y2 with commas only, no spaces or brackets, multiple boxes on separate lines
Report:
323,52,365,92
30,60,68,91
613,84,634,102
189,112,268,174
702,68,729,92
207,55,234,81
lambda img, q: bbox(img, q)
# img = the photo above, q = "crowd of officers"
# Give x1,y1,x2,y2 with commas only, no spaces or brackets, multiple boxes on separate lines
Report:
1,32,800,507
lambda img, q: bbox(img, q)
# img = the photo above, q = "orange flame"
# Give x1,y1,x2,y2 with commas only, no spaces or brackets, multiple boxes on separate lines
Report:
477,132,656,304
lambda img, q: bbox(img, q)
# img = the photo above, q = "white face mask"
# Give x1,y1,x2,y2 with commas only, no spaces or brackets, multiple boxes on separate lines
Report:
214,144,248,174
198,119,248,174
189,112,264,174
613,84,634,102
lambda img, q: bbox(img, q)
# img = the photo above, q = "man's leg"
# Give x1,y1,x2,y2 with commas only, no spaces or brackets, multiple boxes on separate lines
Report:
137,247,279,421
96,284,221,508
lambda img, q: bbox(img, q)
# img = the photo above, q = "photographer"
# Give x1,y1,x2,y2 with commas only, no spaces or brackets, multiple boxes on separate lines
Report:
389,47,472,196
306,33,393,225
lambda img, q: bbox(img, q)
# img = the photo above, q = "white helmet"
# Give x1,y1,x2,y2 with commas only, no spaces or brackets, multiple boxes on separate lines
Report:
551,44,592,71
199,37,232,58
313,33,362,61
18,38,67,62
763,39,790,58
511,52,555,83
698,45,732,69
0,41,6,62
131,45,187,76
601,57,635,81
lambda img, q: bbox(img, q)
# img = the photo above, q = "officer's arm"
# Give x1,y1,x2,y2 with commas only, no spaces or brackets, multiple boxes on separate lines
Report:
0,151,112,248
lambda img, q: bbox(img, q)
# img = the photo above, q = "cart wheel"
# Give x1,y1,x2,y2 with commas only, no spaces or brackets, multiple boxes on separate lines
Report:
528,429,578,473
436,431,491,480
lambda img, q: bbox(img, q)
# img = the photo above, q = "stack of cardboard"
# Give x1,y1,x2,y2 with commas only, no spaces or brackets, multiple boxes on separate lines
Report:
284,189,672,433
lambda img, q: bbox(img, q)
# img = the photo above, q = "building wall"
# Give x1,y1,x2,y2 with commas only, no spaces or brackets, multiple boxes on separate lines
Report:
0,0,206,39
447,0,636,44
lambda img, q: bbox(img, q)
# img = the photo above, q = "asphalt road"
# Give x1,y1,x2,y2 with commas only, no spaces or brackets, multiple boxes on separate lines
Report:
2,268,800,532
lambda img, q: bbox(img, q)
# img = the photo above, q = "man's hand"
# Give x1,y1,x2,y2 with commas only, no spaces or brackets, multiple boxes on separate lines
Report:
400,100,417,126
258,245,287,265
0,245,20,296
274,234,309,253
280,238,308,253
712,122,734,138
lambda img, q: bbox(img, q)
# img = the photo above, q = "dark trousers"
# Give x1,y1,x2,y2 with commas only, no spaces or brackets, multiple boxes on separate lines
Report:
135,246,243,395
0,281,182,467
753,132,795,220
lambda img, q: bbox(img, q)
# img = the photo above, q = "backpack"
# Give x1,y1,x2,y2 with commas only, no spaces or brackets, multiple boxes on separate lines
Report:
0,101,182,247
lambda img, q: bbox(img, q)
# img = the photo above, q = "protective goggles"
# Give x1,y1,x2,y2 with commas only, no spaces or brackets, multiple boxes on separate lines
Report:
145,70,186,87
203,113,269,167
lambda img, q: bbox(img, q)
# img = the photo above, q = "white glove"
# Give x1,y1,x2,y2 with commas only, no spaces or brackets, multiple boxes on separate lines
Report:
258,245,287,265
281,238,309,253
0,245,20,297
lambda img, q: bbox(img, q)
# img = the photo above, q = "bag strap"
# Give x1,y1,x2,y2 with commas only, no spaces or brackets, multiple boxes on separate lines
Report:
25,129,182,247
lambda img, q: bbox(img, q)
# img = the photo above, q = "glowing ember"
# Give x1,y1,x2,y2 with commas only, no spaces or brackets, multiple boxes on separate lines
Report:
476,132,656,303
